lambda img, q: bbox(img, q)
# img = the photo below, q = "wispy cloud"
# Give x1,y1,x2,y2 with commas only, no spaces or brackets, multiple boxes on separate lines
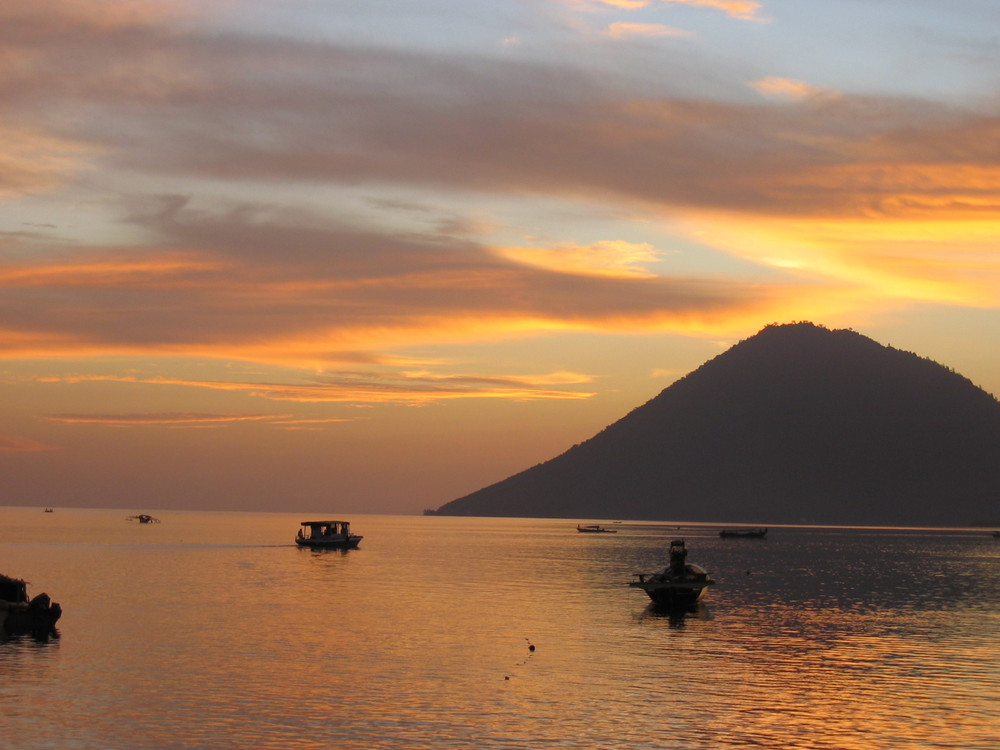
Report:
0,436,58,452
750,76,840,101
0,128,96,198
495,240,665,277
44,412,286,426
2,0,999,371
586,0,761,20
0,198,787,365
37,369,599,406
662,0,762,21
606,22,693,39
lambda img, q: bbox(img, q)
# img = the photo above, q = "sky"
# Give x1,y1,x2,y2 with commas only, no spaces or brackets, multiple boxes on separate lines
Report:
3,0,1000,515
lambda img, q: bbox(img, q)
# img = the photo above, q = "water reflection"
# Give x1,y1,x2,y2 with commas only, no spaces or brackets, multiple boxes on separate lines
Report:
1,627,61,644
637,601,713,628
1,510,998,749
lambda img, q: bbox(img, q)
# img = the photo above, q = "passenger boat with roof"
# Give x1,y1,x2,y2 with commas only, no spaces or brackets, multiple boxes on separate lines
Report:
295,520,363,549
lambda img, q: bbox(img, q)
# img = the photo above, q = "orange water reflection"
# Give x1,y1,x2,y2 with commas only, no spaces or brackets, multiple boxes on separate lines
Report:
1,510,998,748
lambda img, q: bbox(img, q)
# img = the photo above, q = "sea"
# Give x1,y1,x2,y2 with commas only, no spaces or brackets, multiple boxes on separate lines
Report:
1,507,998,749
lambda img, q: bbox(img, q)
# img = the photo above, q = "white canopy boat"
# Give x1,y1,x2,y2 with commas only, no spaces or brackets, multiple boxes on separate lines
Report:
295,520,363,549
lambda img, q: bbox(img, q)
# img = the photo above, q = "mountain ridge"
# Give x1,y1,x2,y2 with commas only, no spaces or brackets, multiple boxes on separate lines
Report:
432,323,1000,526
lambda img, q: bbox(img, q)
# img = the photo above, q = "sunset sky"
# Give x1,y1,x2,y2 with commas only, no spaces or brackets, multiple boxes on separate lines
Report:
3,0,1000,514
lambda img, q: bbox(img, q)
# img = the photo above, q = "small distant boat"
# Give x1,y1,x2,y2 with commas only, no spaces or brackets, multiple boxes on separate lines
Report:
576,524,617,533
43,508,54,513
629,539,715,607
719,528,768,539
0,573,62,636
126,514,160,524
295,520,363,549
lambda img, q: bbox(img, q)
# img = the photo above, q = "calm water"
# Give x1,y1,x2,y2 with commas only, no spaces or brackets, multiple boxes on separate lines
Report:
2,508,998,749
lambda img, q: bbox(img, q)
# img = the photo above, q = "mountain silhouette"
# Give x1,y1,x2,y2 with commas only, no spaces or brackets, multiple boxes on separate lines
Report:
433,323,1000,526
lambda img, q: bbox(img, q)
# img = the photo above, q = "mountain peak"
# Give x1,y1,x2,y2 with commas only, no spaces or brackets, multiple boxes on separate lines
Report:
434,323,1000,526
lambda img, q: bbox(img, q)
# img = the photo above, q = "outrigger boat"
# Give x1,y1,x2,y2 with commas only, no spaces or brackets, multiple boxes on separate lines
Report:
629,539,715,607
295,520,363,549
719,527,767,539
1,573,62,636
576,524,617,533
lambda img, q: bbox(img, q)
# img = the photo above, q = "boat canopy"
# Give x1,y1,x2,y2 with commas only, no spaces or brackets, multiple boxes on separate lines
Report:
299,520,353,535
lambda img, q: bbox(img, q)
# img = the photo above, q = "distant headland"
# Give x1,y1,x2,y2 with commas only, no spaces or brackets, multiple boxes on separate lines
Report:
428,323,1000,526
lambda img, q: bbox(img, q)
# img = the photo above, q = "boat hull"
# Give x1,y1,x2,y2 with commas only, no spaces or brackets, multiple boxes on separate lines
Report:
1,596,62,636
629,551,715,609
295,536,362,550
629,581,711,608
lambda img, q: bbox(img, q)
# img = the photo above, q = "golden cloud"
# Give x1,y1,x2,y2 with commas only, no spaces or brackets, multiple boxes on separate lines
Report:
606,22,693,39
494,240,665,278
44,412,286,425
663,0,762,21
750,76,840,100
37,370,598,406
587,0,761,19
0,253,228,287
680,210,1000,308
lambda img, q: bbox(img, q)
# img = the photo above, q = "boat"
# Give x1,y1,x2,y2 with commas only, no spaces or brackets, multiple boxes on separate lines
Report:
629,539,715,607
576,524,617,533
0,573,62,636
295,520,363,549
126,514,160,524
719,527,767,539
43,508,54,513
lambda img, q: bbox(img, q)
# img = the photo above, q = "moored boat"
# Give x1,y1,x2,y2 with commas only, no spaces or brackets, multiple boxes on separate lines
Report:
0,573,62,636
576,524,617,533
295,520,363,549
719,527,767,539
127,514,160,524
629,539,715,607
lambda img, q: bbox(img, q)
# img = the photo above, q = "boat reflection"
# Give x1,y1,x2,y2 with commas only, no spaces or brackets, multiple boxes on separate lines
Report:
638,600,713,627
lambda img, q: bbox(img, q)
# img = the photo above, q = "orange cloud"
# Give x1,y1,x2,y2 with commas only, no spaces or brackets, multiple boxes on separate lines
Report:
750,76,840,101
586,0,651,9
606,22,693,39
495,240,665,277
0,0,198,30
44,412,285,426
662,0,762,20
0,128,96,197
3,6,998,369
0,436,59,452
679,210,1000,307
0,253,227,286
37,369,598,406
587,0,761,19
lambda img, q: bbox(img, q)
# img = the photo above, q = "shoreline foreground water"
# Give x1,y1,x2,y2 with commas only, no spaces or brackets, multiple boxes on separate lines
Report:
2,507,998,749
